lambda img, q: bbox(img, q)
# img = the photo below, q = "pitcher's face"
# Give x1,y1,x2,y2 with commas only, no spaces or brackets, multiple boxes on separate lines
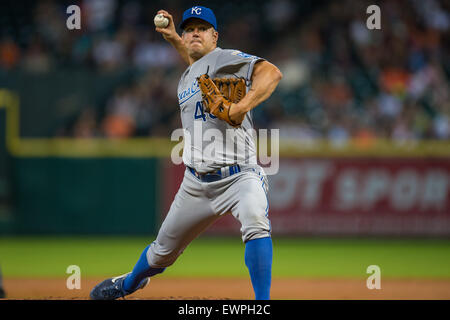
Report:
182,19,218,61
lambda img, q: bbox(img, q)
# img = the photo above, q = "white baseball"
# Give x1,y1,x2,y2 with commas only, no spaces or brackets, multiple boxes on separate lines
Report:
154,14,169,28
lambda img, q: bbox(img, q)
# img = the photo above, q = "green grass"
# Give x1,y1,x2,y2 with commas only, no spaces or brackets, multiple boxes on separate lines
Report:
1,236,450,279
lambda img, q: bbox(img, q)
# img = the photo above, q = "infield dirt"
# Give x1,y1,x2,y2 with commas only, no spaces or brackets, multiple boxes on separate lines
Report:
2,277,450,300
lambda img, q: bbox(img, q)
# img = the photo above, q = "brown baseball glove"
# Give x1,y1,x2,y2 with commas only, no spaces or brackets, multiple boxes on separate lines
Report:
197,74,247,127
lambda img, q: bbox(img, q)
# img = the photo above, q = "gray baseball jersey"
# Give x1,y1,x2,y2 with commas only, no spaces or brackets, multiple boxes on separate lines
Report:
146,47,271,269
177,47,265,173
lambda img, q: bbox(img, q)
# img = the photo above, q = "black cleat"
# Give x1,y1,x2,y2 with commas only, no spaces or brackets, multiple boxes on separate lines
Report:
89,273,149,300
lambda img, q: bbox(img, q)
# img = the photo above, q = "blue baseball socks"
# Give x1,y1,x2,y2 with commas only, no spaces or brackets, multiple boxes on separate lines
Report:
123,239,273,298
122,245,165,293
244,237,273,300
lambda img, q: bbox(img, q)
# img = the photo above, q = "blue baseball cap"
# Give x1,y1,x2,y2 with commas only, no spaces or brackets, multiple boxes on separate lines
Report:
179,6,217,31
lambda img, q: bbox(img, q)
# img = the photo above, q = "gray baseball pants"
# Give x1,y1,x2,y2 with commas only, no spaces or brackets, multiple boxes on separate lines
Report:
146,164,271,268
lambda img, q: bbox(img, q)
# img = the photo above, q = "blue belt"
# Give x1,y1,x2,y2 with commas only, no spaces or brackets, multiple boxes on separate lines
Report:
188,164,242,183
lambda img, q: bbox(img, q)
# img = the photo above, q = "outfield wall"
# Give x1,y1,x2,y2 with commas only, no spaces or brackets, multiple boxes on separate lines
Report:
1,152,449,236
10,157,160,234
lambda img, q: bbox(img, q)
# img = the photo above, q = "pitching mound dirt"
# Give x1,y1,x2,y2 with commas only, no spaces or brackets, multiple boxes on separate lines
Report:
2,277,450,300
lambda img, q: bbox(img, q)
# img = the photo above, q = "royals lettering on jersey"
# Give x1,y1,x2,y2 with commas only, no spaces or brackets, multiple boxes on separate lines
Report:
177,47,265,173
178,79,200,105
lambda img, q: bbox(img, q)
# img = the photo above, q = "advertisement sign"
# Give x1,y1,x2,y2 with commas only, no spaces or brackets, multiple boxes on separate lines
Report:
163,158,450,236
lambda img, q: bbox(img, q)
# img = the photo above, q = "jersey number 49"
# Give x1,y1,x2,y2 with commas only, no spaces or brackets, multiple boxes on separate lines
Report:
194,101,216,121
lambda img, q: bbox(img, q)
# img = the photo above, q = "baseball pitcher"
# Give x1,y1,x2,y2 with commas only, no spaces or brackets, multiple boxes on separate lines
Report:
90,6,282,300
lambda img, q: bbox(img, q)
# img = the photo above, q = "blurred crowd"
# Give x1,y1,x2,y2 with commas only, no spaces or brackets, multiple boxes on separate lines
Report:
0,0,449,141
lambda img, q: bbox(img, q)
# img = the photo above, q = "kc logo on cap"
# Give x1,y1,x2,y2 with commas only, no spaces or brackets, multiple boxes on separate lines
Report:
180,6,217,31
191,6,202,15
